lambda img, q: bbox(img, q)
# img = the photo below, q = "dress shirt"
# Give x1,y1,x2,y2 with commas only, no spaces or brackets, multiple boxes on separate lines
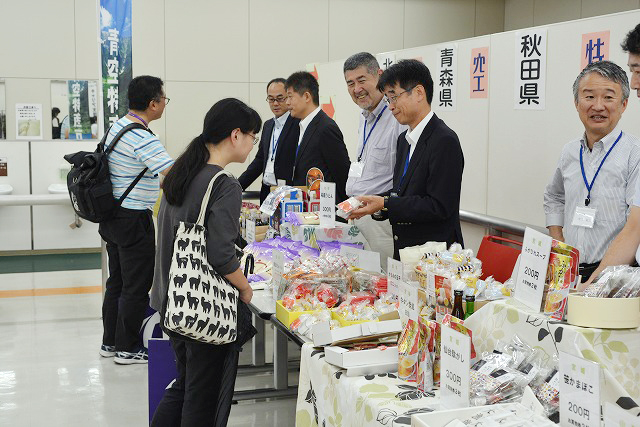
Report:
544,126,640,264
346,100,407,196
405,110,434,160
298,106,322,146
263,112,289,185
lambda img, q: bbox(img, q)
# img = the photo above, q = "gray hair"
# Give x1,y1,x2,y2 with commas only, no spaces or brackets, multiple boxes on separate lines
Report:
343,52,380,75
573,60,630,103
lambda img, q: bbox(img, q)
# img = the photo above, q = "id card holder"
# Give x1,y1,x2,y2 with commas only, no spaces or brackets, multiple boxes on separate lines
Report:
263,171,277,186
348,162,364,178
571,206,596,228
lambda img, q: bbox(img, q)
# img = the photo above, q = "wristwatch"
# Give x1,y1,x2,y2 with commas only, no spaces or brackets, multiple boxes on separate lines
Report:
382,195,389,211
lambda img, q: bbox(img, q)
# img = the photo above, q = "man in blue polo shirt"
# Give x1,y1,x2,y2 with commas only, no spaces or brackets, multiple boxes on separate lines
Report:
99,75,173,364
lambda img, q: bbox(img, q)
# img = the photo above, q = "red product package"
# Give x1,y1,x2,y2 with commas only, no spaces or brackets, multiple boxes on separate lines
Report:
315,283,341,308
442,314,477,360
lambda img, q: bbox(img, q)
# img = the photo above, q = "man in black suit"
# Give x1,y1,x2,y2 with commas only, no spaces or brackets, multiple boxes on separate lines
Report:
285,71,350,203
238,78,300,203
350,59,464,259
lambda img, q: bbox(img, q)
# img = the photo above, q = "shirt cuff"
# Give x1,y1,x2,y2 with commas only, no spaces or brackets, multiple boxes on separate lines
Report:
545,213,564,227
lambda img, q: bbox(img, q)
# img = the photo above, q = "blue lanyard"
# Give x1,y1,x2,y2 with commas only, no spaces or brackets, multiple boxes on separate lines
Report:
580,131,622,206
270,125,281,161
358,105,387,162
398,147,411,188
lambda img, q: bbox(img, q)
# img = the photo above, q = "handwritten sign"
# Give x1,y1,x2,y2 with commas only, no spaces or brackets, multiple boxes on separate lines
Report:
246,219,256,243
560,351,601,427
272,249,285,300
340,246,381,272
387,257,403,298
397,280,418,322
319,182,335,228
440,325,471,409
515,227,551,311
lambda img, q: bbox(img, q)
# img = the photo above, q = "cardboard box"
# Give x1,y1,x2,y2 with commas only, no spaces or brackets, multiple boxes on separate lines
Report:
345,362,398,377
313,313,402,346
275,300,320,329
325,344,398,368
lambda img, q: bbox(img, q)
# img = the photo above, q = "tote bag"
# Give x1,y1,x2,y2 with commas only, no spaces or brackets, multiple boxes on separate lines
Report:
163,170,239,344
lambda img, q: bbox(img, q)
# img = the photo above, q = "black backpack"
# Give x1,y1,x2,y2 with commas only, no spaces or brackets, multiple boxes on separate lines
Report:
64,123,149,223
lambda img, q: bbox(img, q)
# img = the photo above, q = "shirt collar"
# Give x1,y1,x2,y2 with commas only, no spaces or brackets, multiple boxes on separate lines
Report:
580,126,622,151
274,111,289,129
361,98,387,121
405,110,434,146
300,106,322,131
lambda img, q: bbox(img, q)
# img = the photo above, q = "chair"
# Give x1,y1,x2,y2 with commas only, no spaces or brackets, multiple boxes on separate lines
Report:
476,235,523,283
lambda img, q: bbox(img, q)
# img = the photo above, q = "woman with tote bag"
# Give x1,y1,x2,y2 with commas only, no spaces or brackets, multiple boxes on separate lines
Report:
150,98,260,426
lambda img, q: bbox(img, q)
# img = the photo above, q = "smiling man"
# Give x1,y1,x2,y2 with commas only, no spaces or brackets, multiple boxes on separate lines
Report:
349,59,464,259
544,60,640,282
343,53,407,268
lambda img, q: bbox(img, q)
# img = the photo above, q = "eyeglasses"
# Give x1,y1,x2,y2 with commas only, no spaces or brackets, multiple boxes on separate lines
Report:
248,133,259,145
384,85,417,104
266,96,287,104
157,96,170,105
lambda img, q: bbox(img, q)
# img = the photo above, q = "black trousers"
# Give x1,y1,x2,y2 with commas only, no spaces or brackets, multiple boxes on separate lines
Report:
98,207,155,352
150,337,240,427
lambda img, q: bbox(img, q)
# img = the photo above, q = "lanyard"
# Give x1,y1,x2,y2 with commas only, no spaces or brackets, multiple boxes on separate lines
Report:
270,124,281,162
398,147,411,189
127,112,148,128
358,105,387,162
580,131,622,206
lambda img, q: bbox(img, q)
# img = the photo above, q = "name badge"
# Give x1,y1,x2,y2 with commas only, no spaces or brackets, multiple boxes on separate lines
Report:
571,206,596,228
262,171,277,186
348,162,364,178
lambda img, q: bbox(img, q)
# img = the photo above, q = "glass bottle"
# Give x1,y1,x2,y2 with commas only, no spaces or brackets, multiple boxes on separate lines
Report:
451,290,465,320
465,294,475,319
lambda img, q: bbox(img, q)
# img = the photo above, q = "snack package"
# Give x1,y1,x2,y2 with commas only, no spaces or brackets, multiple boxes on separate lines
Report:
336,197,363,219
417,310,437,391
543,251,572,320
284,211,320,226
441,314,477,360
397,319,420,382
532,355,560,418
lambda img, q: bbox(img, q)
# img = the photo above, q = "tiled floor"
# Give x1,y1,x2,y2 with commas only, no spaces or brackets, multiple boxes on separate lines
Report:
0,269,298,426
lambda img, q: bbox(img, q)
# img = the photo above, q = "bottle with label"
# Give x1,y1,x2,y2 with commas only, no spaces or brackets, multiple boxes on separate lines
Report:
451,290,465,320
465,294,475,319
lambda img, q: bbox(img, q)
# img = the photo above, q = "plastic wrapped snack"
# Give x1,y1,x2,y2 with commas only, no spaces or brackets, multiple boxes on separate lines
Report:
336,197,363,219
314,283,342,308
398,319,420,382
532,355,560,418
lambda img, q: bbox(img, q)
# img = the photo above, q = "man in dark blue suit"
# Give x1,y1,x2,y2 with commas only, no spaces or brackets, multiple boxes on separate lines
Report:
238,78,299,203
350,60,465,259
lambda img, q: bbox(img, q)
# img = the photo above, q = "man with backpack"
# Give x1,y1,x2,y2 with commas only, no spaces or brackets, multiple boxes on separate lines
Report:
98,76,173,364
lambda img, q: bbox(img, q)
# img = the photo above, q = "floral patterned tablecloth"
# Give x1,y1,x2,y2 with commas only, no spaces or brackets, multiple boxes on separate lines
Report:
280,222,368,250
295,299,640,427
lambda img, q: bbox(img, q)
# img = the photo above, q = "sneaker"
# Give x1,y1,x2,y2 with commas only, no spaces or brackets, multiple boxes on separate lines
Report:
99,344,116,358
114,348,148,365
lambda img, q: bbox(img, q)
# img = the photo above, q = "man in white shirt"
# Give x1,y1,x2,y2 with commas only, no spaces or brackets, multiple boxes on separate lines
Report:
583,24,640,287
239,78,299,203
343,52,406,269
544,60,640,282
285,71,350,203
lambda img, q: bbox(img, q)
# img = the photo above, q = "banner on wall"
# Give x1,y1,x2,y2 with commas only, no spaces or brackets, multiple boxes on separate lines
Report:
100,0,132,131
581,31,610,69
15,103,43,140
470,47,489,99
376,53,397,71
514,28,547,110
67,80,91,140
436,44,457,112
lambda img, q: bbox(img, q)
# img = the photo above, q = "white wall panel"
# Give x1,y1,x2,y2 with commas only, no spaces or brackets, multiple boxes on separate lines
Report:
74,0,101,80
0,142,32,251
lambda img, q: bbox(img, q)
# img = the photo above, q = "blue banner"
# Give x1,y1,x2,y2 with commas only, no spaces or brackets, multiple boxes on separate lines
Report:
99,0,132,132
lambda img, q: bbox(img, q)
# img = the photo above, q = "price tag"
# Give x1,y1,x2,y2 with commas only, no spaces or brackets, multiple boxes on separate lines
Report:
272,249,285,300
319,182,336,228
440,324,471,409
559,351,601,427
246,219,256,243
397,280,418,322
515,227,552,311
426,271,436,302
339,246,381,272
387,257,403,298
604,403,640,427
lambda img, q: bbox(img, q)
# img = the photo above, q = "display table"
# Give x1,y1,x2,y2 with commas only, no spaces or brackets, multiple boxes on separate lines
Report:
295,299,640,426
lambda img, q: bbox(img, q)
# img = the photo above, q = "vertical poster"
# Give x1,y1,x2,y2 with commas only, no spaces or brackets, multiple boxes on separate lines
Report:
470,47,489,99
581,31,610,69
437,44,457,111
67,80,91,139
15,103,43,140
0,157,7,177
0,82,6,140
376,53,397,71
515,28,547,110
100,0,133,131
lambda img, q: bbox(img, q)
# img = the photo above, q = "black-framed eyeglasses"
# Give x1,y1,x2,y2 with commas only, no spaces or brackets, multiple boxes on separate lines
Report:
384,85,417,104
266,96,286,104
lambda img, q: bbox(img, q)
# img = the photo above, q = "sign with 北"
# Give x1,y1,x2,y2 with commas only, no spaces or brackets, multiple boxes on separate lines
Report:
559,351,601,427
440,324,471,409
515,227,551,311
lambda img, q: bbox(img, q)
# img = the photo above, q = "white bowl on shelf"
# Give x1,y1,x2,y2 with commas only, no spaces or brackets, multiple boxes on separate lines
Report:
0,184,14,195
48,183,69,194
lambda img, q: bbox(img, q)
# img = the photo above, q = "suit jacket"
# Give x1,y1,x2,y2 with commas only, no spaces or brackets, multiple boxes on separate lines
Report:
238,114,300,203
290,110,350,203
385,113,464,258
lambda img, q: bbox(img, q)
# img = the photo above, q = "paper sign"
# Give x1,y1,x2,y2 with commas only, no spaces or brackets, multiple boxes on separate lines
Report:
16,103,43,140
514,28,547,110
398,280,419,322
340,246,381,272
246,219,256,243
470,47,489,98
440,325,471,409
515,227,552,311
604,402,640,427
0,157,7,177
560,351,601,427
521,385,545,416
376,52,396,70
581,31,610,69
272,249,285,299
387,257,403,298
319,182,335,228
436,44,458,112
